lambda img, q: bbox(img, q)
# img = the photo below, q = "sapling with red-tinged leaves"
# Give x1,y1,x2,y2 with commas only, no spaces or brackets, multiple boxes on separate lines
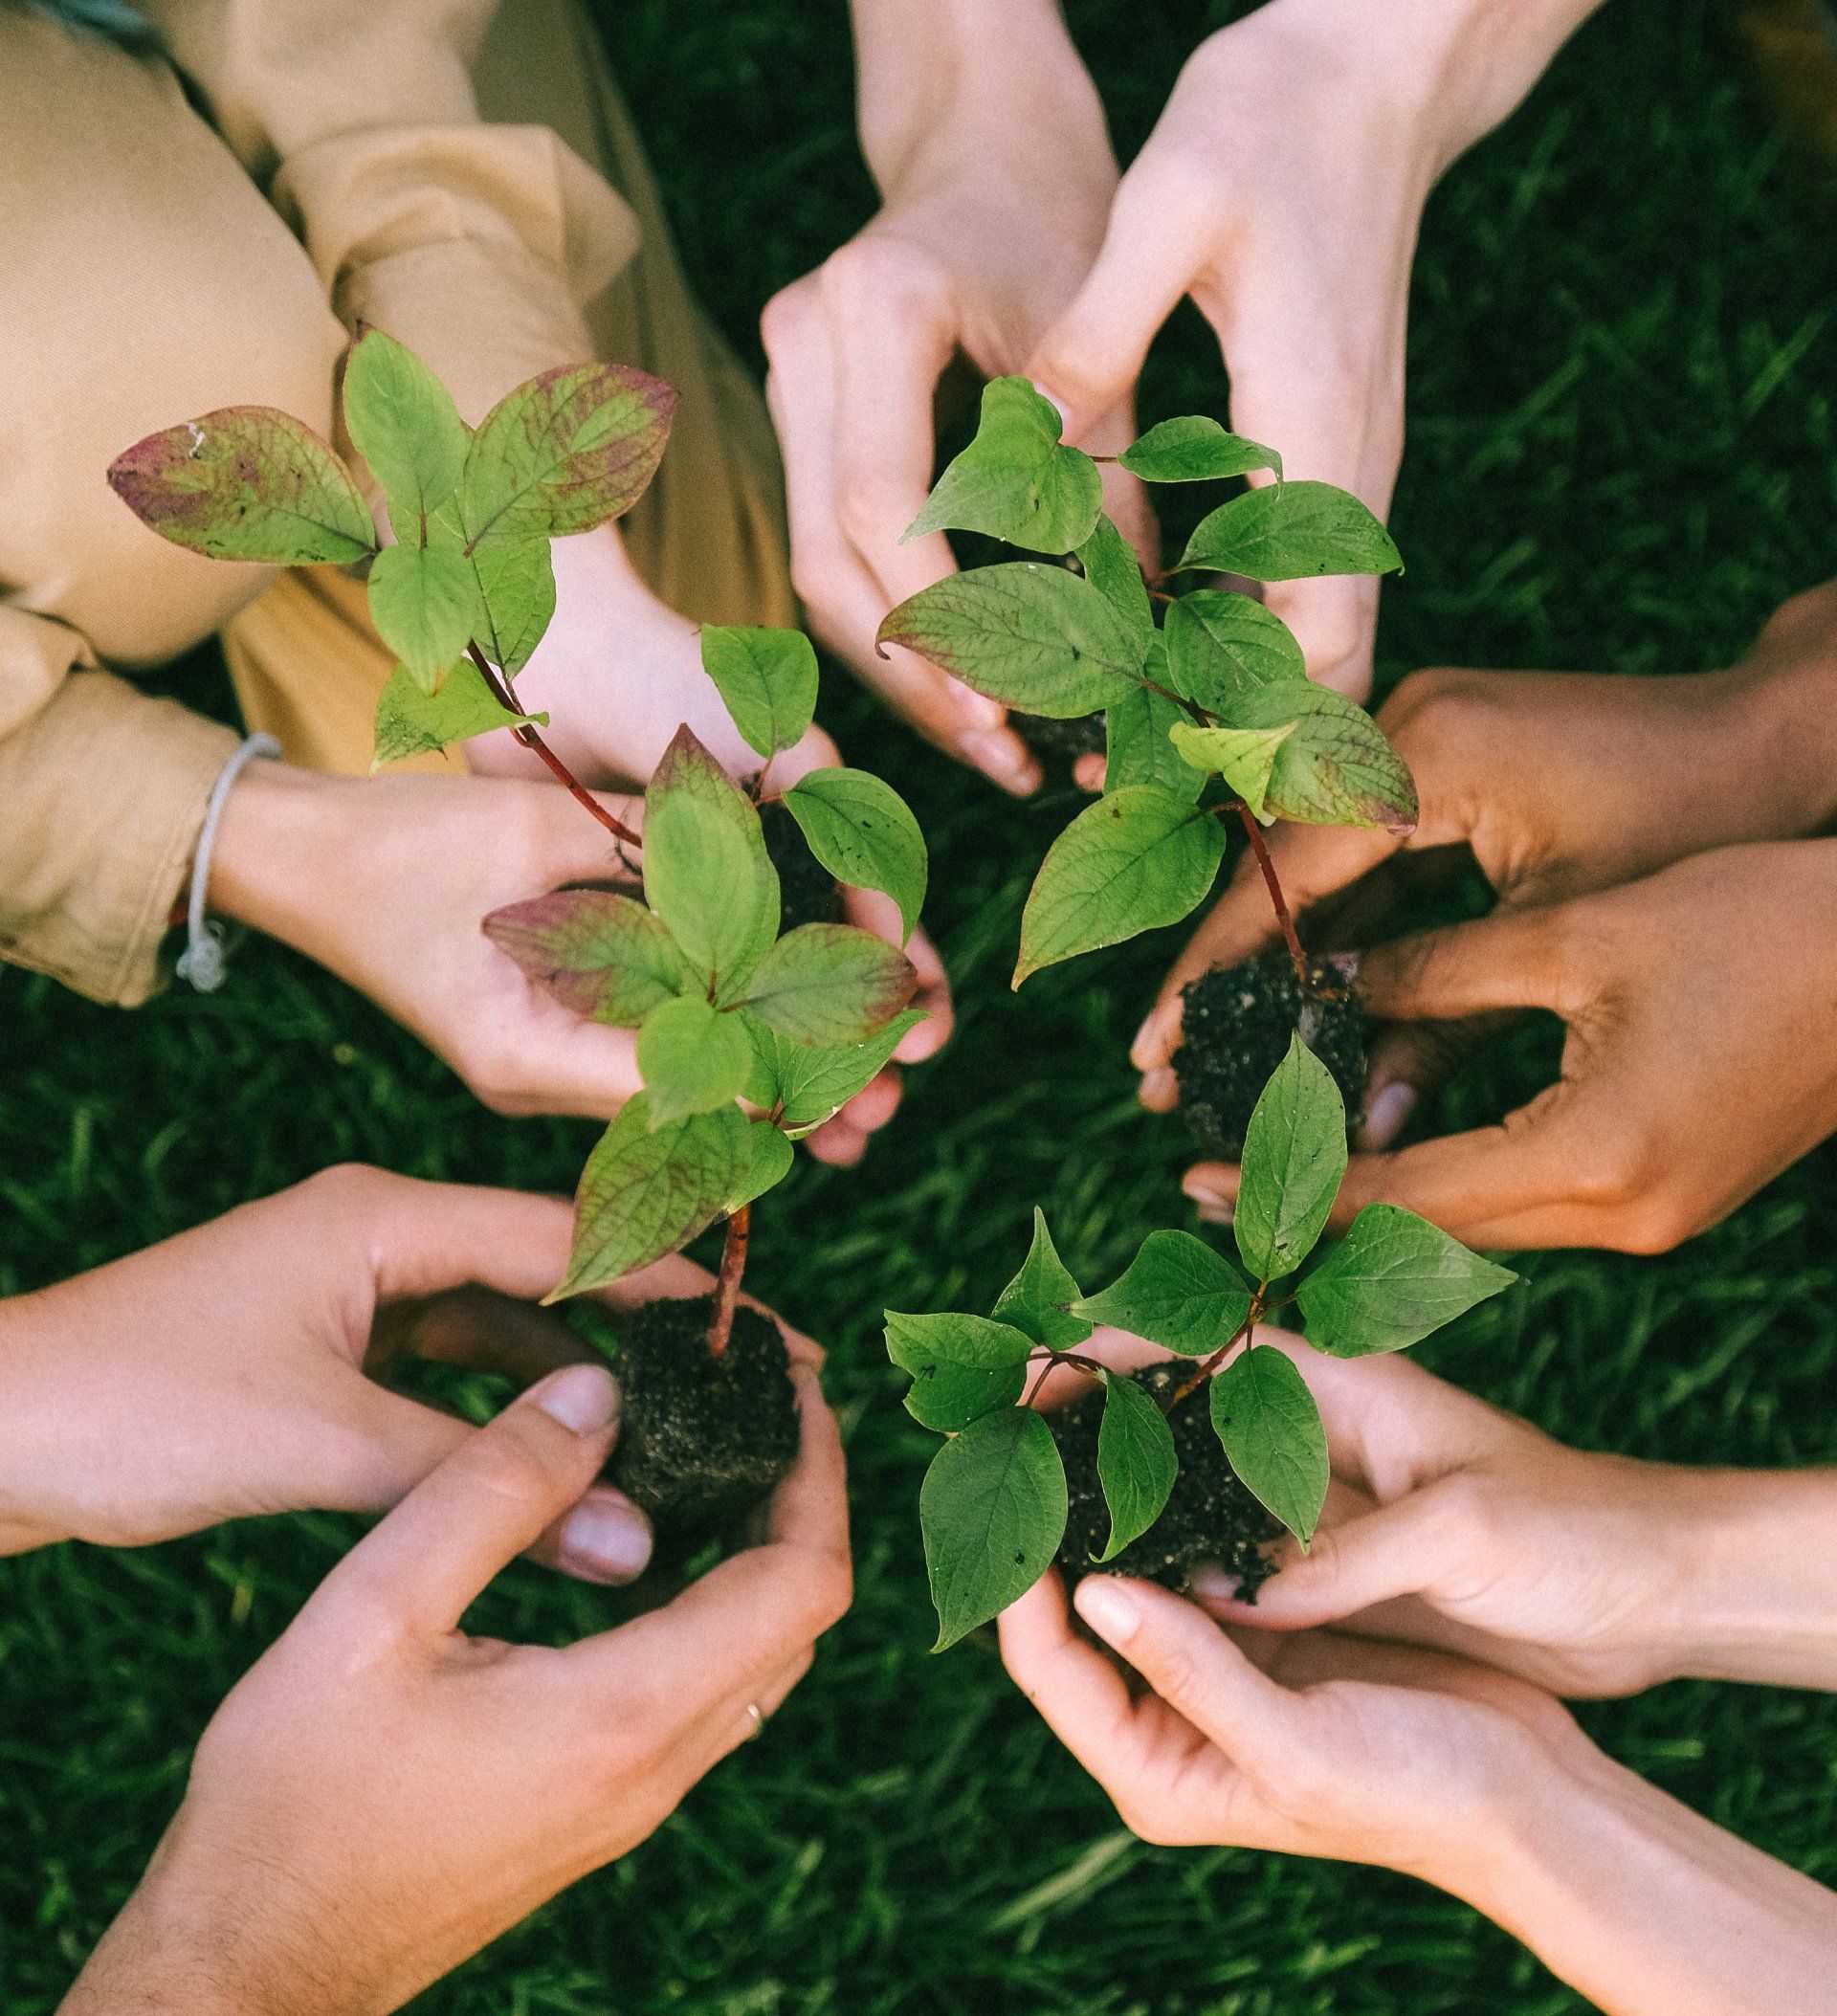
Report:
878,377,1418,1154
886,1036,1515,1651
111,329,931,1543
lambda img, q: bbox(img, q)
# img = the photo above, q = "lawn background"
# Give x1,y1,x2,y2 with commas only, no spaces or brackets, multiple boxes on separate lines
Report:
5,0,1837,2008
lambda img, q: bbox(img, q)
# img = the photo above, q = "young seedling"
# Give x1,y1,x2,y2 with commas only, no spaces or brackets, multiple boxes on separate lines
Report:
111,329,931,1538
887,1036,1515,1650
880,377,1419,1153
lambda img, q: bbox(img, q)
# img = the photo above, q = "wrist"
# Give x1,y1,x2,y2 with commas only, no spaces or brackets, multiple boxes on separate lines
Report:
1725,641,1837,839
206,760,359,957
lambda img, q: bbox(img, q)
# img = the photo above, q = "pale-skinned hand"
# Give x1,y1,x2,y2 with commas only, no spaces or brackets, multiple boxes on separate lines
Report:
1135,584,1837,1110
1178,838,1837,1252
1029,0,1604,698
61,1354,851,2016
0,1167,813,1575
760,0,1152,795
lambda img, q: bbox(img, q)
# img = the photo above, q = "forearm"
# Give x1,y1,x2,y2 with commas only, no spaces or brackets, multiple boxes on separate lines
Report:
1461,1747,1837,2015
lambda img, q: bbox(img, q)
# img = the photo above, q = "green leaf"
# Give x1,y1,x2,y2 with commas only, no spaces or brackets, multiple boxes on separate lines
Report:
920,1409,1067,1651
1119,417,1281,485
1074,514,1155,654
1167,720,1295,820
877,564,1146,719
1209,1346,1329,1546
699,625,819,761
1072,1230,1251,1358
731,1119,796,1209
1094,1372,1178,1562
1163,591,1304,711
365,541,477,693
1014,786,1225,986
741,923,916,1046
1103,668,1206,805
460,362,675,547
1176,480,1404,581
904,376,1102,555
781,767,928,942
1296,1204,1517,1357
549,1097,749,1298
466,536,556,676
635,995,753,1125
885,1312,1035,1431
342,328,469,530
993,1207,1092,1352
1234,1036,1348,1283
741,1008,925,1131
108,406,376,564
371,657,544,770
482,891,693,1027
643,725,779,1003
1220,681,1418,835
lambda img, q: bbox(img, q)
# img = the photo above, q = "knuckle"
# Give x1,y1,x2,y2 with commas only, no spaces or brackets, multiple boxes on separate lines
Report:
759,278,820,359
454,1425,565,1512
299,1161,393,1218
819,236,946,318
837,474,917,550
1144,1644,1203,1717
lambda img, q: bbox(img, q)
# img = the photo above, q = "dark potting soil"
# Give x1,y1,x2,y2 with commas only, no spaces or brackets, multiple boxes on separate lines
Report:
761,799,843,933
605,1296,800,1540
1014,711,1105,771
1048,1364,1282,1594
1173,950,1367,1159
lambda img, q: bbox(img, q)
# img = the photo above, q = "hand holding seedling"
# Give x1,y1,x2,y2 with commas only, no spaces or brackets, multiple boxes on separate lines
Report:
887,1038,1513,1650
1135,610,1837,1108
1184,839,1837,1252
62,1358,851,2016
0,1169,675,1577
761,0,1152,795
1028,0,1604,698
1192,1343,1837,1697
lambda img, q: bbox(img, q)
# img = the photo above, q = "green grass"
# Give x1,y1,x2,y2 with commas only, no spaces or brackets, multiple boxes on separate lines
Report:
5,0,1837,2008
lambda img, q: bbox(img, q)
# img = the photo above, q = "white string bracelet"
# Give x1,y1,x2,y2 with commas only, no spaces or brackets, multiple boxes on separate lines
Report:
175,731,281,992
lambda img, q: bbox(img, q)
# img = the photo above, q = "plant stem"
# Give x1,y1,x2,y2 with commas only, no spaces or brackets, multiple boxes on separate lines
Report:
1170,1305,1260,1407
1232,801,1309,987
707,1205,750,1358
465,644,643,851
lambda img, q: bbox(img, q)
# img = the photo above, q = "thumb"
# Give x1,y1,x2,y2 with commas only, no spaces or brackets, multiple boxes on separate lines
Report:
1026,185,1196,441
313,1363,639,1639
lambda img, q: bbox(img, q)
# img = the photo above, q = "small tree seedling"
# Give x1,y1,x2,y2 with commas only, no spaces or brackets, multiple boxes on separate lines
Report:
112,330,932,1537
886,1036,1515,1650
879,377,1420,1149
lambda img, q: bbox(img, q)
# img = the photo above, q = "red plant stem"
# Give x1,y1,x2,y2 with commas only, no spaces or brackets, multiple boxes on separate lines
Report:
1171,1306,1260,1407
708,1205,750,1359
1233,801,1309,987
465,644,643,851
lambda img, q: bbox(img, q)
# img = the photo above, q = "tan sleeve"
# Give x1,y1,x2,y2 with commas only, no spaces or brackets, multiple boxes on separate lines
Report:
140,0,642,422
0,607,239,1008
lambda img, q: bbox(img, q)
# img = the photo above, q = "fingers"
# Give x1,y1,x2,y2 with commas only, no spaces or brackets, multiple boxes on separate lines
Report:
1355,911,1575,1024
839,891,954,1058
998,1573,1146,1779
368,1284,596,1384
1202,1490,1458,1633
1359,1010,1523,1148
309,1363,633,1640
1072,1576,1297,1757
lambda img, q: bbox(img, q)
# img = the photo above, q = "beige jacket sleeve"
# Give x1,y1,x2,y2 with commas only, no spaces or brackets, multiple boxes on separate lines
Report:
142,0,642,421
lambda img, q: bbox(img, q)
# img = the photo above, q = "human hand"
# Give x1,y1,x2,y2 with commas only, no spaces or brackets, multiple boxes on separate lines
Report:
211,758,944,1164
61,1354,851,2016
760,0,1152,794
0,1166,787,1570
1179,838,1837,1252
1001,1566,1583,1898
1029,0,1602,698
1135,587,1837,1097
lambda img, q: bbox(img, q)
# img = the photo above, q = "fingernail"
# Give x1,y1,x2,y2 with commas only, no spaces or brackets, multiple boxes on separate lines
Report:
1362,1081,1417,1150
1184,1175,1234,1224
1073,1577,1140,1644
962,729,1038,794
531,1363,619,1435
558,1491,653,1582
1029,381,1073,432
1186,1566,1242,1606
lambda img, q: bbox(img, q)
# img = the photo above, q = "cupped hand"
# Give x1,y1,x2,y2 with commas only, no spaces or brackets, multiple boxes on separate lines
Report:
1184,1335,1708,1696
1001,1565,1584,1899
1029,0,1604,699
760,17,1151,794
1179,838,1837,1252
0,1167,799,1570
1136,593,1837,1100
63,1356,851,2016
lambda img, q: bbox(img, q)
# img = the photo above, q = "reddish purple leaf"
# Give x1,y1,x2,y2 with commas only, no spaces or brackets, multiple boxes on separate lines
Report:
483,891,691,1028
